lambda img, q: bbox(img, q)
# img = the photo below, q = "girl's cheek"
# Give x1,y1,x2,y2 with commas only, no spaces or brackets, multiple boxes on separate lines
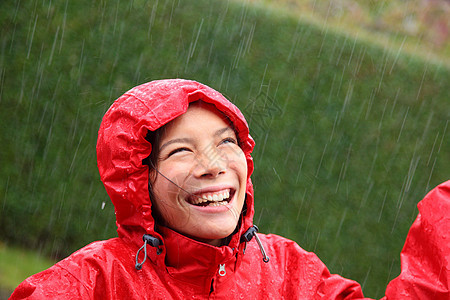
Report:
222,145,245,159
227,155,248,173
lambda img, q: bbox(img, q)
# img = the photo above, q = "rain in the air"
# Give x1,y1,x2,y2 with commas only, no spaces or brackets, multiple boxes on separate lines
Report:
1,0,449,299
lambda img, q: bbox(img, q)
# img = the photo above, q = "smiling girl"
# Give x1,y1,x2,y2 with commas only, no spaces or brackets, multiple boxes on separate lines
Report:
11,79,450,299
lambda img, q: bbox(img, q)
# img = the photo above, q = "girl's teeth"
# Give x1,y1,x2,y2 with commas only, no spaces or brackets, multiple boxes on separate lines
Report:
207,201,227,207
195,190,230,202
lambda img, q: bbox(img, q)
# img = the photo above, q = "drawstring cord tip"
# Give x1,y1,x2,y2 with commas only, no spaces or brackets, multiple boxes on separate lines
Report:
135,234,163,270
241,225,270,263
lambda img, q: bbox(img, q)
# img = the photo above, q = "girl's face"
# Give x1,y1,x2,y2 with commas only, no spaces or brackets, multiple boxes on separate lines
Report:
151,102,248,246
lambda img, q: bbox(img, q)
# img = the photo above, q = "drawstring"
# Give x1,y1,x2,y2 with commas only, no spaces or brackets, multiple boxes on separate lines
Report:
241,225,270,263
136,227,268,270
135,234,163,270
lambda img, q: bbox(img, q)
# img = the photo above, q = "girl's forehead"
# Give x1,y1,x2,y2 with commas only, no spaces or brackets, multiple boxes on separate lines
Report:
164,102,233,134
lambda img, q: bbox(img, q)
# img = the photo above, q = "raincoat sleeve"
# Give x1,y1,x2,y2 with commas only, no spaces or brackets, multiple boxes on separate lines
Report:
383,180,450,299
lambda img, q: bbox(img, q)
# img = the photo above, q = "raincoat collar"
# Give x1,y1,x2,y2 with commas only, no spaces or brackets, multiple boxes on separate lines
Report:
159,226,240,286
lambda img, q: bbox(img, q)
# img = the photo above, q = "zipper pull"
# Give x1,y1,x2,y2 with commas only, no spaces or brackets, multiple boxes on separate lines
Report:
218,264,226,276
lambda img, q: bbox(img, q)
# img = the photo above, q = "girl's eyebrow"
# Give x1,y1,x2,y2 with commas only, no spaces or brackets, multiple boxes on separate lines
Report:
159,138,194,151
215,127,234,136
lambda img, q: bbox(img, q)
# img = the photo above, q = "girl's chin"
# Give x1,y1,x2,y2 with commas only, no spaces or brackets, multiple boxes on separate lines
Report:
186,226,237,245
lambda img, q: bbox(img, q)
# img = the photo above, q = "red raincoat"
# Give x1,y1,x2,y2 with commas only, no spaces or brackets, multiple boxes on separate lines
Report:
10,80,449,299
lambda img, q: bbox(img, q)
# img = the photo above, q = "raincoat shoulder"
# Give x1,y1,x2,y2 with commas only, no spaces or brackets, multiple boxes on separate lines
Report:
8,237,164,299
243,233,368,299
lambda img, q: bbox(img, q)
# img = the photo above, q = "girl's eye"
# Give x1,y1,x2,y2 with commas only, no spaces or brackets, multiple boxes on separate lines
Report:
168,147,191,157
220,137,238,145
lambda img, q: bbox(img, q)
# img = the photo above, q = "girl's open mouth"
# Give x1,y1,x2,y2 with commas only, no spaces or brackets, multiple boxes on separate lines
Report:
187,189,234,207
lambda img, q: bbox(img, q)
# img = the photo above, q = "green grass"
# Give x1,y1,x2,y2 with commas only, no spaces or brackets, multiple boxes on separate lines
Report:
1,0,449,297
0,243,55,293
252,0,450,67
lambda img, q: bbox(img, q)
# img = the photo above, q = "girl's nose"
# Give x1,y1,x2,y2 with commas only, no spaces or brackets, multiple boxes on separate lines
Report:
193,147,227,178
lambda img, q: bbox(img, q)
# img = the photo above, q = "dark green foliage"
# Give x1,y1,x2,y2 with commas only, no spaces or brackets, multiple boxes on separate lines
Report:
1,0,448,297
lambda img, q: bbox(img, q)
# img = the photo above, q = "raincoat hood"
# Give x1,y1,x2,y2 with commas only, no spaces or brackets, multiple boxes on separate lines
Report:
97,79,255,246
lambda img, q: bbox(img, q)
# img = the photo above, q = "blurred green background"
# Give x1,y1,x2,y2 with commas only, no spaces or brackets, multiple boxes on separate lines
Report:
1,0,449,298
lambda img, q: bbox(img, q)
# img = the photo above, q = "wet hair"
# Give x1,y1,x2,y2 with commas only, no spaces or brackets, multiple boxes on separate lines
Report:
142,126,165,182
142,125,165,225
